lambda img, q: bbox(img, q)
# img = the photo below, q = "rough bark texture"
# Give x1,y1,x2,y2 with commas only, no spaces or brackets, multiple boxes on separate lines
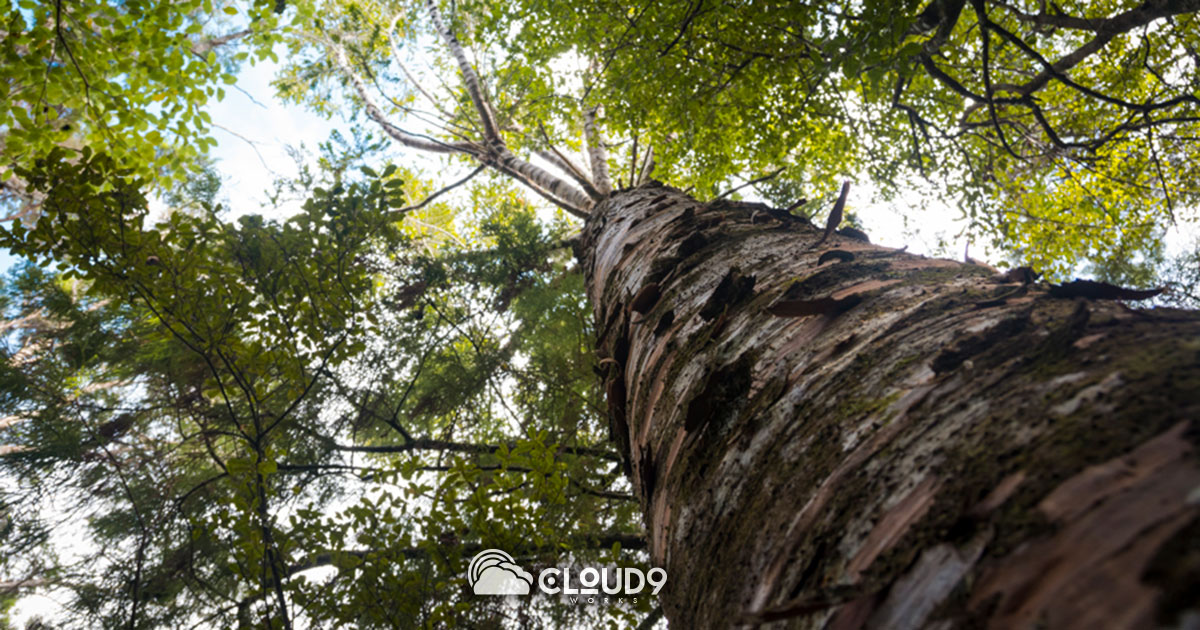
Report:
578,181,1200,630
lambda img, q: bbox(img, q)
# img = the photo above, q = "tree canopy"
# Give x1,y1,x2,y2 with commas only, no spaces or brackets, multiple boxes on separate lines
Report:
1,0,1198,628
463,0,1199,280
0,0,294,221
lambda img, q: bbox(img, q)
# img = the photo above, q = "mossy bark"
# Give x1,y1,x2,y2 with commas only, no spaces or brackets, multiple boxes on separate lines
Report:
579,182,1200,630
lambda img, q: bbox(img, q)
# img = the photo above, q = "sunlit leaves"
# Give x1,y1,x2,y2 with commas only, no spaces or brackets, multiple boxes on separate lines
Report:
0,0,280,222
456,0,1198,287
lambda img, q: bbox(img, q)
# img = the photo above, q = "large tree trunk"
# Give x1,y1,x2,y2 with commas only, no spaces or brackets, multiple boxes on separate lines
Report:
579,182,1200,630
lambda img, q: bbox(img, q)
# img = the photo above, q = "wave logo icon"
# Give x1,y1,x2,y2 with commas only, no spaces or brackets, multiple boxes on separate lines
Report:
468,549,534,595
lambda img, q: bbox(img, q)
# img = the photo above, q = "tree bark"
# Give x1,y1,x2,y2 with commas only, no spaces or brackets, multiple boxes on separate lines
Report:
579,181,1200,630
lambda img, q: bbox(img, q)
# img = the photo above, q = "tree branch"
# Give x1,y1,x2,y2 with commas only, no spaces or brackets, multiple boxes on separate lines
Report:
485,151,594,215
716,167,785,200
423,0,503,149
393,165,486,215
189,28,253,59
583,106,614,195
287,532,646,577
639,144,656,184
990,0,1200,102
386,12,456,122
636,606,665,630
332,44,478,155
973,0,1022,161
537,148,604,201
330,437,621,461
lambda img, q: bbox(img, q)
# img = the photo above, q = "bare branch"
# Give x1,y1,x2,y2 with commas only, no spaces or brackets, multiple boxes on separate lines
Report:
487,153,593,216
332,44,478,156
329,437,621,461
636,607,665,630
537,148,603,200
386,12,455,122
639,144,655,184
393,164,485,215
629,134,639,189
0,576,56,595
189,28,253,59
583,106,614,195
419,2,592,214
424,0,503,148
716,167,785,200
569,477,635,501
211,123,271,170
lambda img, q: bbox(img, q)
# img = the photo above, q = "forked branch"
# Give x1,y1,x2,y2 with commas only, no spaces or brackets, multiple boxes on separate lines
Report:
419,0,596,215
333,18,594,218
332,44,477,155
386,12,456,122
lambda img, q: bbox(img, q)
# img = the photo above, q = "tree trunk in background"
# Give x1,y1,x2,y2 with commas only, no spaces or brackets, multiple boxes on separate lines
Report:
579,181,1200,630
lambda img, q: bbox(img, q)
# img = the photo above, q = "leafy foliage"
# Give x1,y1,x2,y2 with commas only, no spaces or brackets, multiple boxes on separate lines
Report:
0,148,645,628
463,0,1199,281
2,0,1197,628
0,0,282,220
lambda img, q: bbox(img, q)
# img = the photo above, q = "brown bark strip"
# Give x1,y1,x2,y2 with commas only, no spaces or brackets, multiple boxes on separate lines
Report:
845,475,942,581
969,422,1200,630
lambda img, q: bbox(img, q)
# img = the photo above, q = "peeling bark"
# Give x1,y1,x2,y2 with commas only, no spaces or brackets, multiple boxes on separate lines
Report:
579,182,1200,630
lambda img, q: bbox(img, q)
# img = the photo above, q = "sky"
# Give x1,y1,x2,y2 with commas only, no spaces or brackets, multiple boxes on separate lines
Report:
7,15,1199,627
4,41,997,623
205,41,1086,272
191,54,990,261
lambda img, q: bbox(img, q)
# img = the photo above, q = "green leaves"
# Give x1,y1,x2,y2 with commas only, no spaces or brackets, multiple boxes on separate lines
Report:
459,0,1197,289
0,135,645,627
0,0,278,216
16,0,1197,628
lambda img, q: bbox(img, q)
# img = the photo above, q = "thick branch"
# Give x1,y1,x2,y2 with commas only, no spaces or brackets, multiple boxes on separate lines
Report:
189,28,253,59
992,0,1200,97
537,149,604,201
418,2,591,215
486,150,593,214
0,577,54,595
998,0,1200,33
423,0,502,148
330,437,621,461
639,144,655,184
583,106,614,195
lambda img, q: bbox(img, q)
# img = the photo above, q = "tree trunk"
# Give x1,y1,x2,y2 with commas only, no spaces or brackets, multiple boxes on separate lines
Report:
579,182,1200,630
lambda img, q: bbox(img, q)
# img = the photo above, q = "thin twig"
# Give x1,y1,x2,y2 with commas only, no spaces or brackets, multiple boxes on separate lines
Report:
716,167,785,200
211,123,271,170
392,164,485,215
